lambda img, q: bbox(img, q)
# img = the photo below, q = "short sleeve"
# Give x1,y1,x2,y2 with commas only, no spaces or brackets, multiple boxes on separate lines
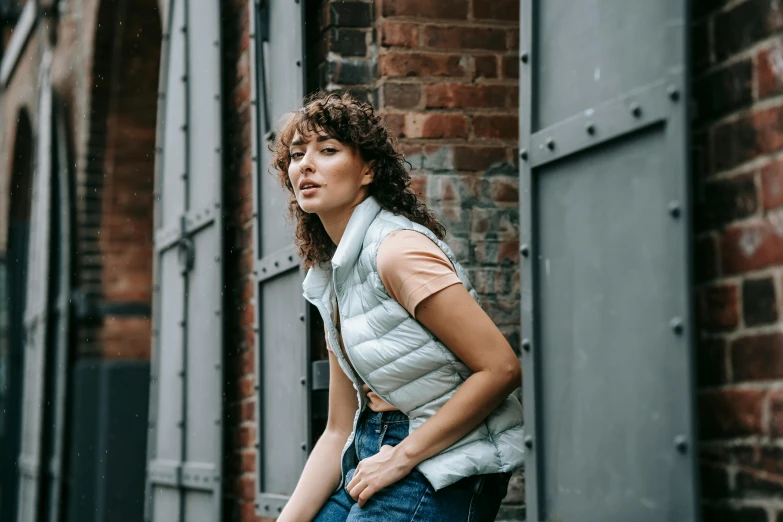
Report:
376,230,461,318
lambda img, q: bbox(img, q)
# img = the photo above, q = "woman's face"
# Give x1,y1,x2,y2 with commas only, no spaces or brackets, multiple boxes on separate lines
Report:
287,129,373,216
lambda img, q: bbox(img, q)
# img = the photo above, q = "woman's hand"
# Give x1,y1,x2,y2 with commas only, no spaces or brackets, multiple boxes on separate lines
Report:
345,444,414,507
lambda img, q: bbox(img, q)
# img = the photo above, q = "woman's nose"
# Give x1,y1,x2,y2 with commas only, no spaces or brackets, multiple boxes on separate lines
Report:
298,151,314,173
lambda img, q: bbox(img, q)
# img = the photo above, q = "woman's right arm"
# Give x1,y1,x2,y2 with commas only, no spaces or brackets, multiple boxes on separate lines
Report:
276,348,358,522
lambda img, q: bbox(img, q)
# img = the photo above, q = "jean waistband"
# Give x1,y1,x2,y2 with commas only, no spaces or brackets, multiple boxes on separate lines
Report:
360,408,409,425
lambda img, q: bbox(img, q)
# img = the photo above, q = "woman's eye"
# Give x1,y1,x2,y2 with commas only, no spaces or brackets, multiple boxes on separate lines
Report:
322,148,337,153
290,151,304,159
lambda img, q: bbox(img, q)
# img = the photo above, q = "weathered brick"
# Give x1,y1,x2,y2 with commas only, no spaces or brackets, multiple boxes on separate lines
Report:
699,173,758,230
422,25,507,51
328,2,373,28
761,159,783,210
326,58,374,85
698,284,740,332
710,113,756,173
742,277,778,326
474,55,498,79
452,146,508,170
714,0,783,60
771,390,783,437
502,55,519,79
693,58,753,123
732,332,783,381
381,82,422,109
473,0,519,20
381,0,469,20
403,113,468,139
379,21,418,48
720,219,783,274
489,177,519,203
425,83,508,108
474,114,518,140
379,52,466,78
699,389,765,439
329,28,368,57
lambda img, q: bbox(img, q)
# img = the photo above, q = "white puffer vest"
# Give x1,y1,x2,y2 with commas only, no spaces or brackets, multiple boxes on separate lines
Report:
302,196,525,492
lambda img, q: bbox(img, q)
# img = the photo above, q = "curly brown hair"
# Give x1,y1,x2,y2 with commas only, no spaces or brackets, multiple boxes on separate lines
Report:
270,91,445,268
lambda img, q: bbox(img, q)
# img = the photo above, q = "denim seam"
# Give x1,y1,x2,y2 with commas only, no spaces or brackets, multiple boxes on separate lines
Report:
407,480,433,522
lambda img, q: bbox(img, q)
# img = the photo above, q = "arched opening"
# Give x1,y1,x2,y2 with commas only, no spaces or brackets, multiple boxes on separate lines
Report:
64,0,161,519
0,109,34,522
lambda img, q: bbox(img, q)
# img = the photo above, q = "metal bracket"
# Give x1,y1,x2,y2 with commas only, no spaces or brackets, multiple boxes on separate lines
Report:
257,493,289,517
528,77,681,168
255,244,300,283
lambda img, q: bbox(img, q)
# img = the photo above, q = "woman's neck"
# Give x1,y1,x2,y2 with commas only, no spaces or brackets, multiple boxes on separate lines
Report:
319,195,368,247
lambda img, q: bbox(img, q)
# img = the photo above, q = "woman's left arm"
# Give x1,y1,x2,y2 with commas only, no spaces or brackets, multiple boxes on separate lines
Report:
345,283,521,506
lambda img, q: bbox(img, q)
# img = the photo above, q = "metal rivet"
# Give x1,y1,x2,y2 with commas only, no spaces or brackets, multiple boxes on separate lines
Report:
520,52,529,63
262,267,267,272
274,261,279,267
519,149,528,161
522,339,531,352
215,256,221,261
668,85,680,101
674,434,687,453
299,314,305,322
668,201,681,218
278,507,283,513
301,377,306,385
670,317,683,335
289,255,294,262
585,122,596,135
520,244,529,257
631,103,642,118
263,504,269,511
546,138,555,150
181,75,187,83
301,443,307,451
180,26,187,33
296,60,301,66
524,435,533,449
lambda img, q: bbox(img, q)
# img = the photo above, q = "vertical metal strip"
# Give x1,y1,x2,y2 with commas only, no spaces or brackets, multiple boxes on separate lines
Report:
145,0,175,519
179,0,191,519
518,0,542,520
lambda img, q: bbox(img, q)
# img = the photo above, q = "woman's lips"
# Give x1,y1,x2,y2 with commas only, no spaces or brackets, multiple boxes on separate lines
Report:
300,186,319,197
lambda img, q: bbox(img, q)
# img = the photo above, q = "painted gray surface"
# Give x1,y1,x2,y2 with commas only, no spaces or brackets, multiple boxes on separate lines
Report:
248,0,308,515
519,1,698,521
16,51,53,522
144,0,224,520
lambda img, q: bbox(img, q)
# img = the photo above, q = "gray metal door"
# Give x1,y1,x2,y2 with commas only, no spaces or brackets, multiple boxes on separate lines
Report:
43,101,73,522
248,0,308,516
144,0,224,520
16,51,53,522
519,2,697,521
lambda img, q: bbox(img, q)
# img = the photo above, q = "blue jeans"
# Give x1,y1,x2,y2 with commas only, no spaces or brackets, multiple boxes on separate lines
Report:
314,409,511,522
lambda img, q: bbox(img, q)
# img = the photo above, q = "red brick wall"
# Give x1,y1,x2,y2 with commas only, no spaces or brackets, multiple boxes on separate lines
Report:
693,1,783,519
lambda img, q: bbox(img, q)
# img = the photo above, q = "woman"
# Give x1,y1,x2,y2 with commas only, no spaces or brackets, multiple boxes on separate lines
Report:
273,92,525,522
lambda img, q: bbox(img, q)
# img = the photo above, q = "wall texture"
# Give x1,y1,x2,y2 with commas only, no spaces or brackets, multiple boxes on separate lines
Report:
692,0,783,520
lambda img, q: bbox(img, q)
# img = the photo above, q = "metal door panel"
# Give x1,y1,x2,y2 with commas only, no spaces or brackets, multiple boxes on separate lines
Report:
536,0,670,129
186,0,221,214
537,130,688,521
161,0,186,224
17,52,53,522
259,273,308,485
184,230,221,462
520,1,696,521
155,251,184,459
146,0,224,519
249,0,307,514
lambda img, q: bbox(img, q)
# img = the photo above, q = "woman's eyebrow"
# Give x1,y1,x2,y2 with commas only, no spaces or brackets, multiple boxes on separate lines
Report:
291,134,336,146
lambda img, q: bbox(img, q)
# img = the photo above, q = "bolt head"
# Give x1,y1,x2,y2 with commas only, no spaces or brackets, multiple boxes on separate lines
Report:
522,338,531,352
520,244,530,257
586,122,596,135
520,52,529,63
668,201,681,218
524,435,533,449
520,149,528,161
546,138,555,150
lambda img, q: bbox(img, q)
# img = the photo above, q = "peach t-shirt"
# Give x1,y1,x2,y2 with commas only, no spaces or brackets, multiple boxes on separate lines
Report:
325,230,462,412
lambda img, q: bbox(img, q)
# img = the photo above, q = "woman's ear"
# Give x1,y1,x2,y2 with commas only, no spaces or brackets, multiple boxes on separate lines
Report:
361,160,376,186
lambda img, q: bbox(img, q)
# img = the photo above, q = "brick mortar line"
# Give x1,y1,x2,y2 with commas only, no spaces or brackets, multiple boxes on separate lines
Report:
697,377,783,391
376,16,518,28
695,267,783,289
700,321,783,341
694,82,783,135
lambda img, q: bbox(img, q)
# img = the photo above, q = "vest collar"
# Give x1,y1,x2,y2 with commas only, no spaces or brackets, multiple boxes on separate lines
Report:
302,196,382,300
